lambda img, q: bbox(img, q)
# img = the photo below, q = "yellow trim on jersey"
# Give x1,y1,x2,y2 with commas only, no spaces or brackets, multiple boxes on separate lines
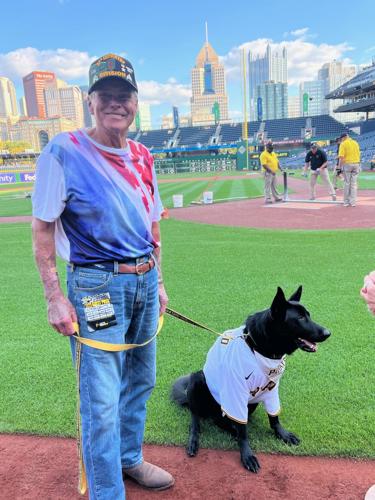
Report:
221,407,247,424
267,407,281,417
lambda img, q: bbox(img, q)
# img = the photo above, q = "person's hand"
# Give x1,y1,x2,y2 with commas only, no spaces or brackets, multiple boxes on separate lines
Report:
47,293,77,335
158,283,169,315
360,271,375,315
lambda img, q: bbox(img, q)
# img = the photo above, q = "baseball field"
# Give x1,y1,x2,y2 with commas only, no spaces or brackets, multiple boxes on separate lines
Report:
1,171,375,499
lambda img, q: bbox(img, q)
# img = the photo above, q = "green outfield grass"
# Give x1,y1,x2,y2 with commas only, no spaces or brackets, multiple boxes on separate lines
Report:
0,183,33,217
1,170,373,216
158,175,264,207
0,175,265,216
156,169,249,181
1,220,375,458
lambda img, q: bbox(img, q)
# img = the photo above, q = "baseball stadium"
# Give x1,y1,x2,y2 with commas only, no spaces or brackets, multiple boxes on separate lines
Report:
1,63,375,499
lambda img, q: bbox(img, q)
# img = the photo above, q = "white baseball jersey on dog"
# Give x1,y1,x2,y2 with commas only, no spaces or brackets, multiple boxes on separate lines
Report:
203,325,286,424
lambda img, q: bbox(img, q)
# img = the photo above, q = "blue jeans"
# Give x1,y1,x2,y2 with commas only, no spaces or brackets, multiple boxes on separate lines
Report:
67,261,159,500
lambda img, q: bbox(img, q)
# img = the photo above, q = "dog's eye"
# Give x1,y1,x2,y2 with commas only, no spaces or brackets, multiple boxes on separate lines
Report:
298,316,307,321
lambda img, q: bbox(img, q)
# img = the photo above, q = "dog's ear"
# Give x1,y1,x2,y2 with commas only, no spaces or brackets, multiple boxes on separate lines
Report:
289,285,303,302
271,287,287,320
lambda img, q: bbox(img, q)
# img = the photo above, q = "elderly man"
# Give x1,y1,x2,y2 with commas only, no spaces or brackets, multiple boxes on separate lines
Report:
32,54,174,499
338,132,361,207
304,143,336,201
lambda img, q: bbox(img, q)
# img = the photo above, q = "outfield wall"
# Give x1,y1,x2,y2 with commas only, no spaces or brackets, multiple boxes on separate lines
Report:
0,172,36,184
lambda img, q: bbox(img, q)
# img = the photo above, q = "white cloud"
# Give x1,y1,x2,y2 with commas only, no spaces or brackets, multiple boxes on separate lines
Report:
221,37,354,86
138,78,191,106
0,47,95,82
283,27,310,39
291,27,309,37
0,47,190,109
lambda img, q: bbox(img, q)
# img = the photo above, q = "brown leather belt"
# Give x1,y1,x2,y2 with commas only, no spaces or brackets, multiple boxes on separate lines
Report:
74,258,155,275
118,259,155,275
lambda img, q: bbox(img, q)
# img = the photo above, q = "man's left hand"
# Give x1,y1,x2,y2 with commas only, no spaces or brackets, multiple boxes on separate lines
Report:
158,283,169,315
360,271,375,315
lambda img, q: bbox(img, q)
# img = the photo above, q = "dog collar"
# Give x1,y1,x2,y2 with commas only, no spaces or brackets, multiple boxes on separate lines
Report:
243,329,284,360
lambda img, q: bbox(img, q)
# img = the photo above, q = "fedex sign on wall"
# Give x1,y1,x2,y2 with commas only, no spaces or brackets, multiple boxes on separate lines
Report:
20,172,36,182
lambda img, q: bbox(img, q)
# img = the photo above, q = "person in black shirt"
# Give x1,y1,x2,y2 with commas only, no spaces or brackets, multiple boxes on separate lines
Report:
304,143,336,201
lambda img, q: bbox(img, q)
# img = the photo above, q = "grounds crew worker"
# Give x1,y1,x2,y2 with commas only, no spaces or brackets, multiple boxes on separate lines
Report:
260,142,283,204
332,136,344,191
304,143,336,201
32,53,174,499
338,132,361,207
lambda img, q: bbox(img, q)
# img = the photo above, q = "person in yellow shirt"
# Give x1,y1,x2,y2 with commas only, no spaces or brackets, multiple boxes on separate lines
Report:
338,132,361,207
259,142,283,204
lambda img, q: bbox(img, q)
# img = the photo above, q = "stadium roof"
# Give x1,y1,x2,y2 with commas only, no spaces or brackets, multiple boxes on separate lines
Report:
326,63,375,99
333,96,375,113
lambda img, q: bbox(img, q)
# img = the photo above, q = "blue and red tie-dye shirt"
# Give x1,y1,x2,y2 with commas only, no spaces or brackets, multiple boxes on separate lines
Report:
32,129,163,265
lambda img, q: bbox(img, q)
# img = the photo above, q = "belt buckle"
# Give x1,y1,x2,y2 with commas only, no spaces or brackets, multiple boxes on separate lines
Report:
135,261,147,275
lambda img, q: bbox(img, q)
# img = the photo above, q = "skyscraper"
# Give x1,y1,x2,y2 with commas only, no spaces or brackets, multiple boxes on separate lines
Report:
256,81,288,120
45,85,84,127
79,86,93,128
288,95,300,118
299,80,326,116
23,71,56,118
19,96,27,117
0,77,19,119
129,102,152,131
248,44,287,121
190,24,229,125
318,61,362,122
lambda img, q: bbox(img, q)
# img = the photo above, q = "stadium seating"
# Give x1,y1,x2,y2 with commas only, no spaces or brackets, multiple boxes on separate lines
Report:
136,128,175,149
125,115,350,151
219,123,243,144
280,129,375,169
176,125,216,147
346,119,375,135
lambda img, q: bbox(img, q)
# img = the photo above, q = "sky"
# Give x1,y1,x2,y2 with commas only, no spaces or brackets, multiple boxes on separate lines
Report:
1,0,374,127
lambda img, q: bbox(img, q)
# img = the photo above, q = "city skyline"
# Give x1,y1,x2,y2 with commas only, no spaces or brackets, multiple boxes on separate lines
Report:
0,0,373,127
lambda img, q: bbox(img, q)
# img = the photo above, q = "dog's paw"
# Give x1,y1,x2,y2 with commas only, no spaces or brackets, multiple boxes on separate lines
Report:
186,439,199,457
276,429,300,446
241,452,260,473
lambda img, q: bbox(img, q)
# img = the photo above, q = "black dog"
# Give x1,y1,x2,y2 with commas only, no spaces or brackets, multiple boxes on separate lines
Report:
171,286,330,473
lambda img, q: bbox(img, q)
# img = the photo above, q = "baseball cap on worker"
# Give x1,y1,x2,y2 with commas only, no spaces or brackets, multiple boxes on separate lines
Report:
310,142,318,149
88,53,138,94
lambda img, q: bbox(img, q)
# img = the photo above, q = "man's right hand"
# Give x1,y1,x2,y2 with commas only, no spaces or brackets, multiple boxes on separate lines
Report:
47,293,77,336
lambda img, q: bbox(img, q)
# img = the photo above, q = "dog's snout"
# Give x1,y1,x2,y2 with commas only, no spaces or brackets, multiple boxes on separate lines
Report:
322,328,331,339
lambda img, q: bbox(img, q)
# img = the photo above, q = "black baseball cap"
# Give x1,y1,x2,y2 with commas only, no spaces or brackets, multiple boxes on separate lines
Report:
310,142,318,148
88,53,138,94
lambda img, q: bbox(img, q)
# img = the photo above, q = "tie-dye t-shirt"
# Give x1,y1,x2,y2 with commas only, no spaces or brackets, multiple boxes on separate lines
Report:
32,129,163,264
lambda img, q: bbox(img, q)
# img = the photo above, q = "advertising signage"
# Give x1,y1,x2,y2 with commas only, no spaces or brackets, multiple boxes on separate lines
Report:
20,172,36,182
0,173,16,184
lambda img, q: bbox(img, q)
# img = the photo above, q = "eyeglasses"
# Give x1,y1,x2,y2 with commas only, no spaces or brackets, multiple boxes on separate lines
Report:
95,91,135,104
